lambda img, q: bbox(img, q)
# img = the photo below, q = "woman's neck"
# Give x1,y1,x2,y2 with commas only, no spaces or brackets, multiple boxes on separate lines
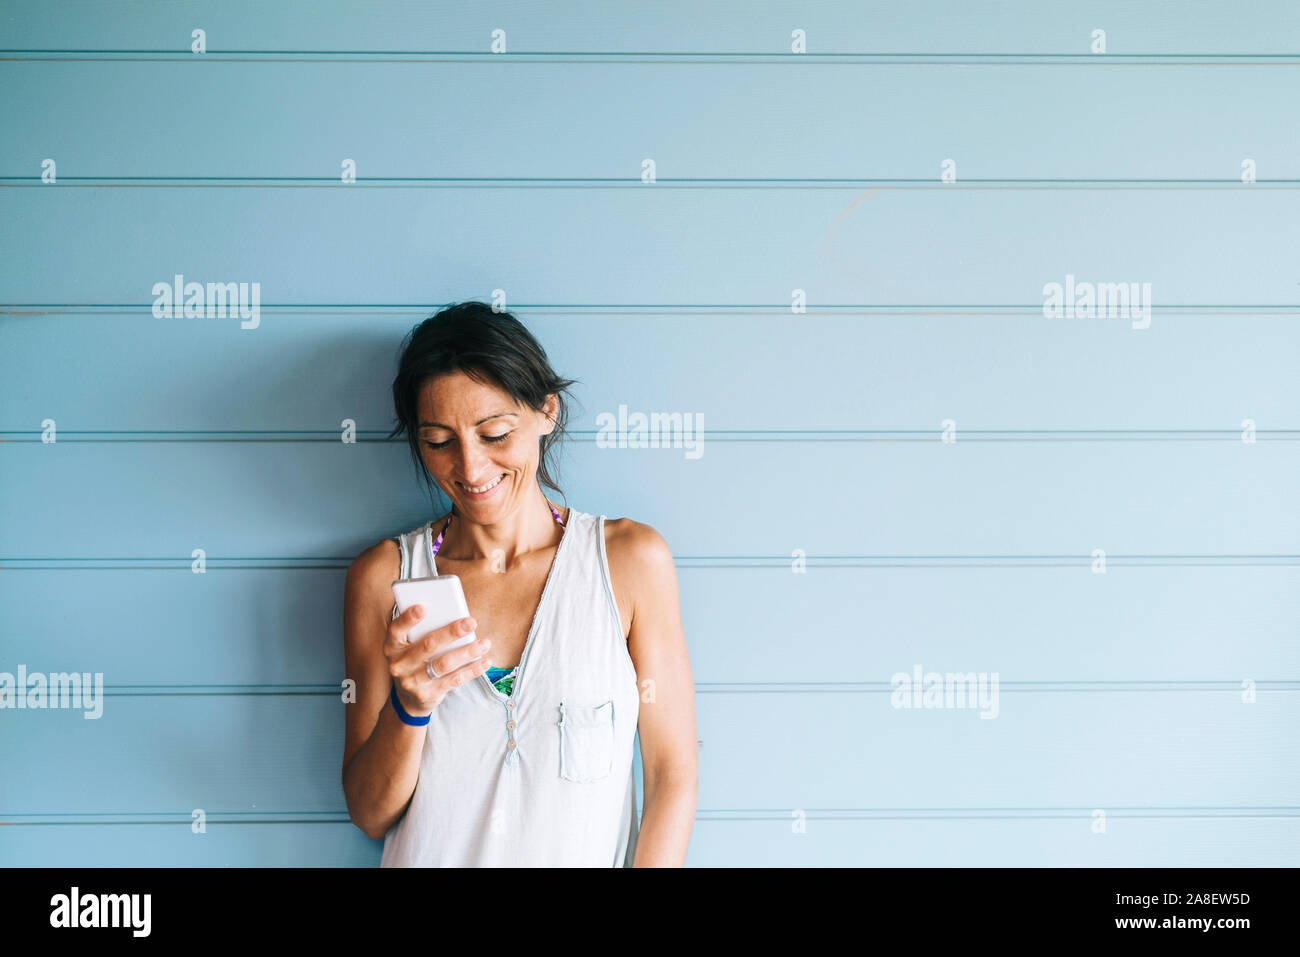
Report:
438,487,565,565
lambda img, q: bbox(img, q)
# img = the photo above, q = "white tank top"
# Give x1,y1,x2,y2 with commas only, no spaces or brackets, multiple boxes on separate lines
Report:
379,506,641,867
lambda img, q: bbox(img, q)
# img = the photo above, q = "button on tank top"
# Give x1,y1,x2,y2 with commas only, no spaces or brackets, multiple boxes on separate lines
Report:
380,507,641,867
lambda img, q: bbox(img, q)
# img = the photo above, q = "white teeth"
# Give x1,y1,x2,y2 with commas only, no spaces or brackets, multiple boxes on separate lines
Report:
464,474,505,494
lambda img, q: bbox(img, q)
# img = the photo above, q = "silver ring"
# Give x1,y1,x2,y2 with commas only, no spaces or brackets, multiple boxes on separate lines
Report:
426,659,440,680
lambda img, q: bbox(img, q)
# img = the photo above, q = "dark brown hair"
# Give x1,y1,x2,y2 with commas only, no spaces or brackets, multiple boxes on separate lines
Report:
389,301,578,508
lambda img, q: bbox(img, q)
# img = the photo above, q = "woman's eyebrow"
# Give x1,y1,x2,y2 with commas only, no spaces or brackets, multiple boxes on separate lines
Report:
418,411,518,430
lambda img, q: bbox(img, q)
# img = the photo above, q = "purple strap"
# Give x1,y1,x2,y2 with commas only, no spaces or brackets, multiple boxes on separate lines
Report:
431,499,565,558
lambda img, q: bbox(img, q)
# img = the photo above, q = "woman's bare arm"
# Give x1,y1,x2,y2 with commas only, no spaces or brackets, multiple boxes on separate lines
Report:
606,519,699,866
340,540,428,840
342,540,495,839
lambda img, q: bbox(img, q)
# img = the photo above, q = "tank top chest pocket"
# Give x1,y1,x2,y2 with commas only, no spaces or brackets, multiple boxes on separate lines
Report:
557,699,614,783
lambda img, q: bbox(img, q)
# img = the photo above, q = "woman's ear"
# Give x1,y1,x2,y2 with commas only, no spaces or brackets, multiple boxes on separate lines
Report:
540,393,559,436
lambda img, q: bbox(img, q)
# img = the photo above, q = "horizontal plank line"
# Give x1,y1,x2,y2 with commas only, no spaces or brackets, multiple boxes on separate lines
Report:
4,304,1298,317
696,682,1300,693
697,813,1300,821
0,819,355,826
5,177,1299,190
5,563,1300,571
701,808,1300,820
2,430,1296,444
2,51,1299,65
2,682,1296,698
3,556,1298,571
4,807,1298,826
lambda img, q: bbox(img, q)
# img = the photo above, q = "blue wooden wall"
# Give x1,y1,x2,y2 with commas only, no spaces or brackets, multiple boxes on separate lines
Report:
2,0,1297,866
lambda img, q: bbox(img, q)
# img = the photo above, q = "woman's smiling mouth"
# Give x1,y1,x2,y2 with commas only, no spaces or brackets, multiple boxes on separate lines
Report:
459,473,507,498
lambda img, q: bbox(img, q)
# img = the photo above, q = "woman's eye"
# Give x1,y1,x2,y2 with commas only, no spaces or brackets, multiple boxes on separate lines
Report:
424,432,510,450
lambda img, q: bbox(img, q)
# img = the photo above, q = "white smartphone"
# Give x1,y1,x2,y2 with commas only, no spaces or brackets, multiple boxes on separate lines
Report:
390,574,482,660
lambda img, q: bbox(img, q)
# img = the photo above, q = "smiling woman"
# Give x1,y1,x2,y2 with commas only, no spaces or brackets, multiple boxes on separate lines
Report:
340,301,699,867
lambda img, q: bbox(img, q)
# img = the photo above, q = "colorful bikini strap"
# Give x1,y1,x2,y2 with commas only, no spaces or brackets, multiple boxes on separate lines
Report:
431,499,565,558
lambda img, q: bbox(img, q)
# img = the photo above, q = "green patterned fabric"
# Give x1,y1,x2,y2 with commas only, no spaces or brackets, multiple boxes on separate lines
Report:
485,665,517,695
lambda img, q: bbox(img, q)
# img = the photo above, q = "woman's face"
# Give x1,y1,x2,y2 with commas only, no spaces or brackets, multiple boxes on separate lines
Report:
416,370,557,523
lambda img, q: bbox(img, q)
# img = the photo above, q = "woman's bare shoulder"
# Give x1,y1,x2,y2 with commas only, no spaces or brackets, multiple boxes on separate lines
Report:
602,517,683,654
345,537,403,613
603,516,675,579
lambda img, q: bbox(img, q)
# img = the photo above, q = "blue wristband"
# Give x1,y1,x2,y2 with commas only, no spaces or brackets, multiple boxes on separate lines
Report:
390,683,431,726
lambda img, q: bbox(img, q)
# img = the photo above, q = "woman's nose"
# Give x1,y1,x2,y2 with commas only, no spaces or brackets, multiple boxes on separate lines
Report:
453,441,489,478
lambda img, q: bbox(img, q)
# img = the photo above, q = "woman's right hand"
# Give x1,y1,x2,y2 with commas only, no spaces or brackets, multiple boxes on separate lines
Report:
385,606,492,717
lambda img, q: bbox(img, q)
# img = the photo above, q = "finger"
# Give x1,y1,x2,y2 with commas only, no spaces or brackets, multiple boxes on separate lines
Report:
383,603,428,658
393,632,490,681
433,652,495,690
427,635,492,680
421,616,478,659
388,615,474,672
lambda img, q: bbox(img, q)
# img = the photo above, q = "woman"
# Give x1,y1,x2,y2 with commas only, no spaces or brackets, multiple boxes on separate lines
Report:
341,301,698,866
